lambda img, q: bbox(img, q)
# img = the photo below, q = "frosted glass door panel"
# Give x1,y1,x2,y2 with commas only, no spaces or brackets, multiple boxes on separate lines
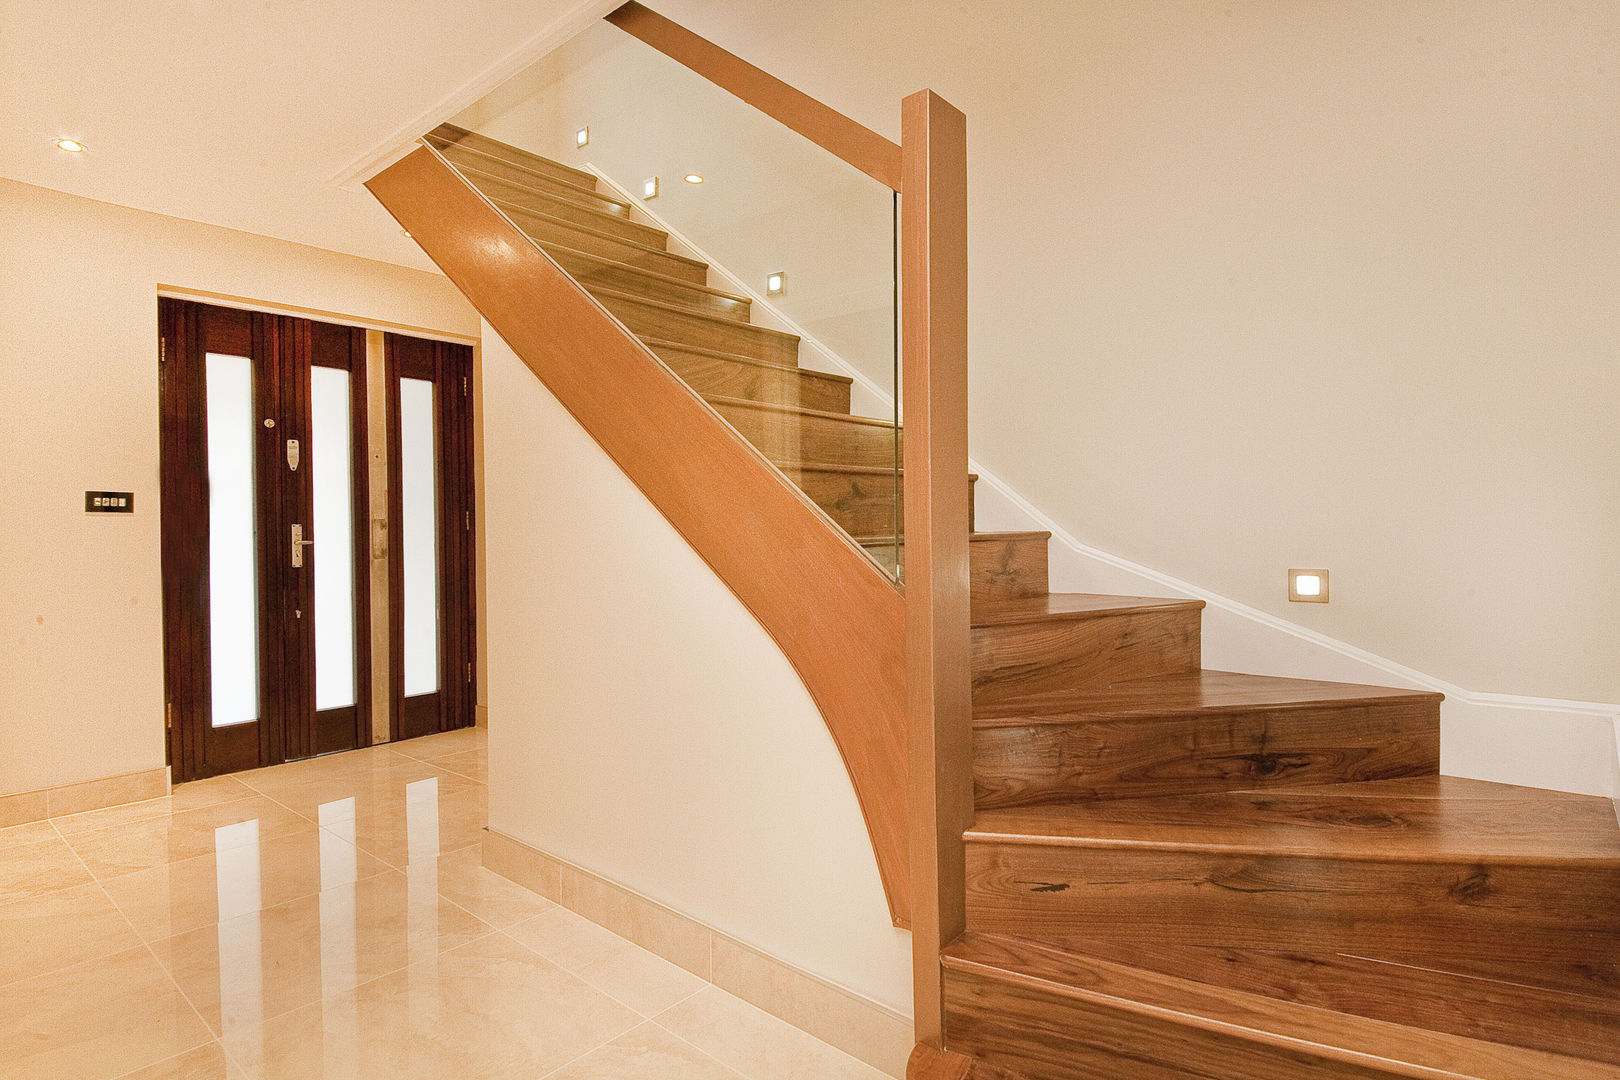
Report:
399,378,440,696
206,352,260,728
311,367,357,711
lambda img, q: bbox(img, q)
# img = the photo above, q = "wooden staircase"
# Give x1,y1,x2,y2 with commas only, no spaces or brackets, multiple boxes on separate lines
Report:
421,126,1620,1079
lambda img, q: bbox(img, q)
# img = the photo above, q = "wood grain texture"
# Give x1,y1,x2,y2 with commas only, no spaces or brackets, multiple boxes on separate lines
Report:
605,2,904,190
441,160,633,216
971,601,1202,705
429,124,599,187
488,191,667,247
591,287,802,364
943,933,1620,1080
902,87,973,1050
973,674,1440,807
1018,934,1620,1066
645,340,851,413
549,252,752,319
708,395,896,469
368,145,912,922
968,532,1049,603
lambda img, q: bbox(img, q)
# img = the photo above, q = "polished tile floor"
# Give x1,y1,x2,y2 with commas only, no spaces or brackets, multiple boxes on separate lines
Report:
1,730,888,1079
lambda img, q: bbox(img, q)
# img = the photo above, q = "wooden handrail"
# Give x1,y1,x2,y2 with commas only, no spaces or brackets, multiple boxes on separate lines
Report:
367,146,914,925
604,2,904,191
901,90,972,1053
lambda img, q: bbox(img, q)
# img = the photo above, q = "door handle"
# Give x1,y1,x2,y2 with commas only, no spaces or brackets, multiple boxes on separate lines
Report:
291,523,315,567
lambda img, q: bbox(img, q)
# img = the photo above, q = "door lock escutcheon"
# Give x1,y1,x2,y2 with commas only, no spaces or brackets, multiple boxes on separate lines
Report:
291,523,315,567
286,438,300,472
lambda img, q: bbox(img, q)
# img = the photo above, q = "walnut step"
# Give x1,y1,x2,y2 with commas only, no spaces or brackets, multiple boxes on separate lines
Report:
942,931,1620,1080
963,776,1620,965
973,671,1441,807
770,463,977,541
707,394,896,469
489,192,668,248
490,202,692,274
1007,932,1620,1067
644,339,849,413
429,123,598,188
594,289,800,365
544,250,750,319
464,174,642,238
971,595,1203,705
440,159,634,218
859,532,1051,602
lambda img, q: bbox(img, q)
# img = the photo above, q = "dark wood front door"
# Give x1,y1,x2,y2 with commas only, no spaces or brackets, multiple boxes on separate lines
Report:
159,299,372,781
385,333,476,740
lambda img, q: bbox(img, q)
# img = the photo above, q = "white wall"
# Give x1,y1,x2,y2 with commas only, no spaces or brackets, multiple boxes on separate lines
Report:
480,323,912,1014
0,179,478,795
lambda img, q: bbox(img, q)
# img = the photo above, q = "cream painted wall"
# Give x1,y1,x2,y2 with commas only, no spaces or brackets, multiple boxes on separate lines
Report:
0,179,478,795
480,323,913,1014
465,1,1619,708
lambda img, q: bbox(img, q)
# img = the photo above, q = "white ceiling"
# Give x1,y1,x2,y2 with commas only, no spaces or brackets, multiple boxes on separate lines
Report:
0,0,609,271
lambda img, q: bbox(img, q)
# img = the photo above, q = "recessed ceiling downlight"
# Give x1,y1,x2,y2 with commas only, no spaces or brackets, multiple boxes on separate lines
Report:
683,173,704,184
55,138,87,153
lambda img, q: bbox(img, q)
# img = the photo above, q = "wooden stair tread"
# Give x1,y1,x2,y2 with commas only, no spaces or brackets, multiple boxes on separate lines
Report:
502,207,682,262
943,931,1620,1079
429,123,599,188
972,593,1204,628
859,530,1050,546
641,337,850,384
541,246,747,304
703,393,893,428
966,776,1620,864
443,159,631,213
594,285,794,334
974,669,1443,725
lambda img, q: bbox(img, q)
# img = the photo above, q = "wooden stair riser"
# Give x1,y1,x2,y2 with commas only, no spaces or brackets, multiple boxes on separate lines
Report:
428,127,598,188
963,843,1620,964
598,293,800,365
971,534,1049,602
782,469,978,539
711,398,896,470
547,252,750,319
972,612,1201,705
446,162,633,218
649,342,848,412
496,203,689,271
943,966,1403,1080
973,700,1441,808
489,189,663,246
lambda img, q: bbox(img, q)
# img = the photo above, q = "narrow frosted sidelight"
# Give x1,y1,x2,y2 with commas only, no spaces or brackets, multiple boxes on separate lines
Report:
205,352,260,728
312,366,356,711
400,377,440,695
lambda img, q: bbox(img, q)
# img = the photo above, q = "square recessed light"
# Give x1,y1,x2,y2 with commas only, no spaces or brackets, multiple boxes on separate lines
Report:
1288,568,1329,603
576,126,589,148
642,176,659,199
766,272,786,296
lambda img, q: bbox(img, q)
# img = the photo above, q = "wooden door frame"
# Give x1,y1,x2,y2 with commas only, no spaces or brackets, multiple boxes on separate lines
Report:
159,298,374,781
384,332,476,741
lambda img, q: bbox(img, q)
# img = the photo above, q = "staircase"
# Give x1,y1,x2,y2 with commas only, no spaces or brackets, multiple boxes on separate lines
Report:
415,126,1620,1080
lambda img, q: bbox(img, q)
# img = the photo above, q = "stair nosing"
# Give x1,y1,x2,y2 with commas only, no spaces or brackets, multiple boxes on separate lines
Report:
703,393,895,429
488,192,666,245
500,205,687,263
538,249,749,305
446,159,632,213
592,287,801,343
973,594,1205,628
428,127,599,189
640,337,850,384
943,932,1615,1080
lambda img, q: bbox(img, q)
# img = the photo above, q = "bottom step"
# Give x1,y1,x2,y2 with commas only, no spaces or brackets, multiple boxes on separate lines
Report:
942,932,1620,1080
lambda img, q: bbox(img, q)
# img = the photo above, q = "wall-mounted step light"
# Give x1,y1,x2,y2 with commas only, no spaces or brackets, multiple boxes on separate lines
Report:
642,176,659,199
1288,568,1330,603
576,126,589,148
766,272,787,296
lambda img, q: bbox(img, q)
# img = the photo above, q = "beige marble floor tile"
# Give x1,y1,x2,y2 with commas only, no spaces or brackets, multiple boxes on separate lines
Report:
0,789,49,829
225,930,641,1080
155,868,496,1035
386,727,487,763
101,828,392,943
47,768,169,817
0,827,97,904
431,748,488,784
507,906,707,1017
654,986,890,1080
429,844,554,929
55,777,259,841
66,798,314,880
543,1022,747,1079
0,880,145,987
170,775,259,812
114,1041,248,1080
0,944,214,1080
240,756,477,822
318,776,489,870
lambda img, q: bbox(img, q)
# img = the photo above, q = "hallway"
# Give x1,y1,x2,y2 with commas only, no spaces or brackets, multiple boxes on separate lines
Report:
0,731,887,1079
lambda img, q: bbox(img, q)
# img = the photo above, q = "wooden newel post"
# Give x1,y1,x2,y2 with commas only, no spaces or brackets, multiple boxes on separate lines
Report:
901,89,972,1054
